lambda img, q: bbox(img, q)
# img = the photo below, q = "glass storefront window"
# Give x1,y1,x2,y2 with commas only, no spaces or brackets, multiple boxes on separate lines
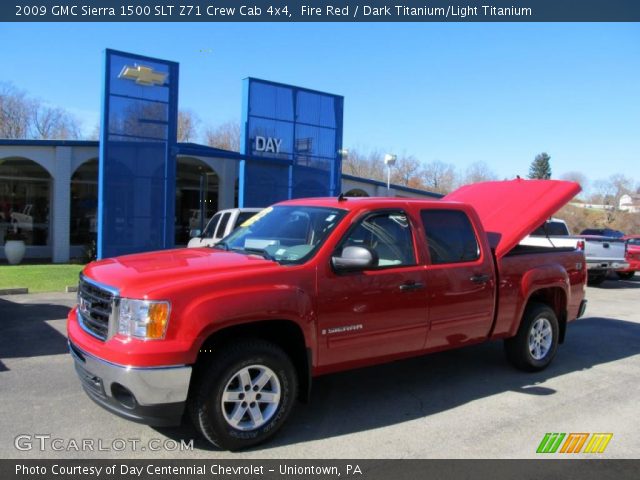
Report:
70,159,98,246
69,157,220,248
175,157,218,245
0,157,51,246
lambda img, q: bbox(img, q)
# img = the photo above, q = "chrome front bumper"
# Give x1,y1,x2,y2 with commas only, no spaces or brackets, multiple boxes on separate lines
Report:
69,340,192,426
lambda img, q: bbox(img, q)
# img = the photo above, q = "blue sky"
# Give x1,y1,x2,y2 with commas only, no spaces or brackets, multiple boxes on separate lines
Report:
1,22,638,188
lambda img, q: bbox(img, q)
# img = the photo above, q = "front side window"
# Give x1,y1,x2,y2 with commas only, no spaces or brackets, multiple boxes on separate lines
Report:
221,206,346,264
421,209,480,264
338,211,416,267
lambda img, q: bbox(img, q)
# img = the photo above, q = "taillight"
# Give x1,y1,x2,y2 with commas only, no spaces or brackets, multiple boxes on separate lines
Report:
577,240,585,251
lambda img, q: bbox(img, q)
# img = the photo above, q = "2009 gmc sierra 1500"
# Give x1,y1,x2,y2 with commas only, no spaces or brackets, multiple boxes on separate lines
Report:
67,179,587,450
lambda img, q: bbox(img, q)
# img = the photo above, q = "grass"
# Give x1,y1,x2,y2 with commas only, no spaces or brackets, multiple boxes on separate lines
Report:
0,264,84,293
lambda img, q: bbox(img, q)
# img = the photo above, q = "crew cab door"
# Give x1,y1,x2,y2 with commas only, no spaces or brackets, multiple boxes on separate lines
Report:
316,210,428,368
419,208,496,349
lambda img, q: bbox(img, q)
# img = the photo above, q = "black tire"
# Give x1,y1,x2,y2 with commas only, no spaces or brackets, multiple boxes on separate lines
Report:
587,272,607,286
189,339,298,450
617,271,635,280
505,303,559,372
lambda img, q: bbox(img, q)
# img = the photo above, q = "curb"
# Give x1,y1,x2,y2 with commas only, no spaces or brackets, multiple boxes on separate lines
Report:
0,288,29,295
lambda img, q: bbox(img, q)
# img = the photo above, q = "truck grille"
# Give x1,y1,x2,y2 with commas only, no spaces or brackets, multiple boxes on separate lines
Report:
77,277,116,341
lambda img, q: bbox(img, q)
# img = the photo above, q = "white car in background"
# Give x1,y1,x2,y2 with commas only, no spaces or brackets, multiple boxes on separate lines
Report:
187,208,261,248
519,218,580,249
10,204,34,231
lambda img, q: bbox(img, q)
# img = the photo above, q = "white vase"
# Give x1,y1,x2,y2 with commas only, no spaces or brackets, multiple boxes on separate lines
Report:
5,240,26,265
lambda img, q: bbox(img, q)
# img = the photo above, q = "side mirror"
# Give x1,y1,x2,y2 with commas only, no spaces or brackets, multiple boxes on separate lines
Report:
332,246,378,272
189,229,202,238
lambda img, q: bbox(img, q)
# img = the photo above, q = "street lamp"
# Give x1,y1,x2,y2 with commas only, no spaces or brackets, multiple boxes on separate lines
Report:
384,154,397,194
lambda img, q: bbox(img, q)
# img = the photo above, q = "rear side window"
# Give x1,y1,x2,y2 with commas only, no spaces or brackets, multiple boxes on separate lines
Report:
421,210,480,264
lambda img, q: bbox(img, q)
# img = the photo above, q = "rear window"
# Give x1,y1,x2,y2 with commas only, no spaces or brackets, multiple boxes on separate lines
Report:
531,221,569,236
421,210,480,264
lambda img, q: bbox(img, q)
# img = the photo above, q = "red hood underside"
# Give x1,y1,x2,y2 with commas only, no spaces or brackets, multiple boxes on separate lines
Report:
444,179,582,258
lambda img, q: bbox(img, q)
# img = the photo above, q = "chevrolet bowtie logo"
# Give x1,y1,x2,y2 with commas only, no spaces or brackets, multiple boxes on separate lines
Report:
119,65,167,86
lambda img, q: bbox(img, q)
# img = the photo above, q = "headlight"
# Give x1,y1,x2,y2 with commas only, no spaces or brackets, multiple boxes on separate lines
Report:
117,299,170,340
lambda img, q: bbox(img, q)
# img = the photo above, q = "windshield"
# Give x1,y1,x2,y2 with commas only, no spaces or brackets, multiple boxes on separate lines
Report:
219,206,347,264
628,238,640,246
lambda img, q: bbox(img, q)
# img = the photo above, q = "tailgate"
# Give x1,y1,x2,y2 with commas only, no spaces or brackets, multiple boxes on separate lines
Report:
445,179,581,258
583,237,626,261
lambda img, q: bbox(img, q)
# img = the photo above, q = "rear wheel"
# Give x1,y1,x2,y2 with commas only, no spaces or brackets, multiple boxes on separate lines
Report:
189,339,298,450
617,271,635,280
587,272,607,286
505,303,559,372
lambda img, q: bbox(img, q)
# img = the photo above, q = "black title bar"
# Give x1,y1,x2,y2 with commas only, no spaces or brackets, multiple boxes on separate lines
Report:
3,459,640,480
3,0,640,22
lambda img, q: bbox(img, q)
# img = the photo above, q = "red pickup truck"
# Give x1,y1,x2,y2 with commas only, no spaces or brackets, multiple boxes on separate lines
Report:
617,235,640,280
67,179,587,450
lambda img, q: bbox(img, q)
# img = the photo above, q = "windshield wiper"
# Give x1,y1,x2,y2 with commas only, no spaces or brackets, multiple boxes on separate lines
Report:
213,241,229,251
231,246,276,262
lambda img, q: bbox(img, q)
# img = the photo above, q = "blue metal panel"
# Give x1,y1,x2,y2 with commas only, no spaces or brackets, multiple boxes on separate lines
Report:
239,78,343,208
98,49,178,259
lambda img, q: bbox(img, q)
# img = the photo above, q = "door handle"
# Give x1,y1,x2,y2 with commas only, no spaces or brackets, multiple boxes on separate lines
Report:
399,282,425,291
470,274,490,284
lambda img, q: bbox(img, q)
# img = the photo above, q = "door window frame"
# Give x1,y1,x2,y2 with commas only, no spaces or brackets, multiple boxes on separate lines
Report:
333,209,419,271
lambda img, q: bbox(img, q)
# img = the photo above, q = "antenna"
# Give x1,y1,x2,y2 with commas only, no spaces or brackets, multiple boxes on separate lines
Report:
338,193,347,202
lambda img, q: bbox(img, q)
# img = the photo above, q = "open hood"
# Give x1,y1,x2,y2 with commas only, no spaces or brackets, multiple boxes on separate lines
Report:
444,179,581,258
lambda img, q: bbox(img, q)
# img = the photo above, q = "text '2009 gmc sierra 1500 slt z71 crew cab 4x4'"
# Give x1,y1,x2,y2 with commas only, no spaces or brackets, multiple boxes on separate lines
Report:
67,179,587,450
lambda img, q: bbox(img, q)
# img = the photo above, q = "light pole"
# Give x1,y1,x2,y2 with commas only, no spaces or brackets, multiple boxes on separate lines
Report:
337,149,349,196
384,154,397,195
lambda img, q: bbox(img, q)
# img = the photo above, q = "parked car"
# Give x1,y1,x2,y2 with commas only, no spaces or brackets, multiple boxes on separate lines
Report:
519,218,581,249
187,208,261,248
578,228,628,286
10,204,34,231
580,228,625,239
68,179,587,450
617,235,640,280
521,222,627,286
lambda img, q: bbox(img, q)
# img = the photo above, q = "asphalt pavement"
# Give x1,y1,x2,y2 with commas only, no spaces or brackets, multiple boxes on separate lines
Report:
1,276,639,459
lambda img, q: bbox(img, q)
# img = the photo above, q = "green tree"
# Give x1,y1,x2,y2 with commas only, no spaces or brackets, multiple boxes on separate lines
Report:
528,152,552,179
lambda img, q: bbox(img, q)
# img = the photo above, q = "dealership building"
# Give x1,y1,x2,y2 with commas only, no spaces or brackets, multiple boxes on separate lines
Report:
0,50,440,263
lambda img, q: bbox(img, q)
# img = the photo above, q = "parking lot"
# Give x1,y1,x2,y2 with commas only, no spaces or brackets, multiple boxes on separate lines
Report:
1,277,639,459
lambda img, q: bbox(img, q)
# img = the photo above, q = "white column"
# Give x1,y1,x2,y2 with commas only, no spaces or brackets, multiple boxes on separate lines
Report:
51,146,71,263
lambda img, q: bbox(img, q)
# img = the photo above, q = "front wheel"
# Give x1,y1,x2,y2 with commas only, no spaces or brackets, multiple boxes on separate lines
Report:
505,303,559,372
189,339,298,450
